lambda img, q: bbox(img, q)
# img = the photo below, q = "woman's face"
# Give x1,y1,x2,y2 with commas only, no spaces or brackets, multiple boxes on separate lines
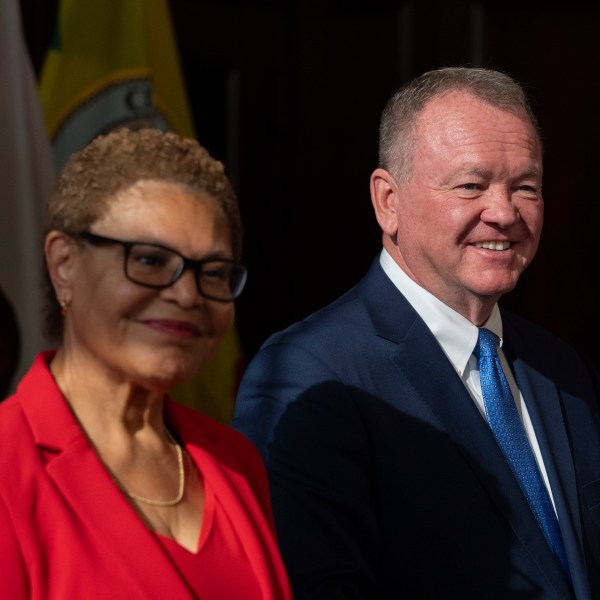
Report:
59,180,236,391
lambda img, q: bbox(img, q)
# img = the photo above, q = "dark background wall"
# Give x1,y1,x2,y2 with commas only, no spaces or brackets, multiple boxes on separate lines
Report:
20,0,600,369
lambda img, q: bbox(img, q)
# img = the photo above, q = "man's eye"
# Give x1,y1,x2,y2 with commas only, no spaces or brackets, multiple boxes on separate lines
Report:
460,183,479,191
518,185,537,193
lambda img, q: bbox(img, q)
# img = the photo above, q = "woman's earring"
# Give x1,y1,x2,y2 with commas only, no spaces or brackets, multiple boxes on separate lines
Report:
60,300,67,317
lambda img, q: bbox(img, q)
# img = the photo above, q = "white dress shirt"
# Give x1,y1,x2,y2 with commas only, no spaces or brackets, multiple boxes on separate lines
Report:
379,249,557,511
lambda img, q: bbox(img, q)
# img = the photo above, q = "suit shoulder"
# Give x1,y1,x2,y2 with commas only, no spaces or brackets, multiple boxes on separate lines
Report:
265,284,366,347
502,309,600,383
503,309,590,356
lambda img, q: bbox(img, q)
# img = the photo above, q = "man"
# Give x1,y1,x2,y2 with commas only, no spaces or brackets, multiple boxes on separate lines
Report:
232,67,600,599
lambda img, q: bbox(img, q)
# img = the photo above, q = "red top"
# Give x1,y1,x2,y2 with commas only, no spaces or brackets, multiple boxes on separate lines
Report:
0,352,292,600
154,478,262,599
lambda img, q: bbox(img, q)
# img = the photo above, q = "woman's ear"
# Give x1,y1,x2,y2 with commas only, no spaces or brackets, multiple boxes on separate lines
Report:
44,231,76,301
370,168,401,236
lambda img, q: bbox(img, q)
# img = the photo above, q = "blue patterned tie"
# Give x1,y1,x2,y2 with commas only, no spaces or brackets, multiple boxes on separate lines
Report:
475,328,570,577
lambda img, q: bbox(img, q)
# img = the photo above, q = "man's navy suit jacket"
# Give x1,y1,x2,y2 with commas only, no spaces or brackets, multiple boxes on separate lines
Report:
233,258,600,599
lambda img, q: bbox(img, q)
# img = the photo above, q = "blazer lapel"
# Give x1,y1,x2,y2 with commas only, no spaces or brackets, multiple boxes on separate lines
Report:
169,401,287,600
20,355,197,599
47,439,197,599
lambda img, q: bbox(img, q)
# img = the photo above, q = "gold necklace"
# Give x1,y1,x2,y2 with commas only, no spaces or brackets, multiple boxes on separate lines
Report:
128,428,185,507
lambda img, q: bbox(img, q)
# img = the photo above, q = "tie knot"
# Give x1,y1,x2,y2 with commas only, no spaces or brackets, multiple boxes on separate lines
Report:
474,328,499,359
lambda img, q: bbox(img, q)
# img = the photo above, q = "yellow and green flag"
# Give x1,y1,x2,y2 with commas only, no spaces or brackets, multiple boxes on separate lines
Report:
39,0,245,424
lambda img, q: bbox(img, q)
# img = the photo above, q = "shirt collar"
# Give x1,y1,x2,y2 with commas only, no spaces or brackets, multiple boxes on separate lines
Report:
379,248,503,376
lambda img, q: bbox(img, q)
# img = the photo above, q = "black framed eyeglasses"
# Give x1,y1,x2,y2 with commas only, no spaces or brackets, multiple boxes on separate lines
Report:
80,231,247,302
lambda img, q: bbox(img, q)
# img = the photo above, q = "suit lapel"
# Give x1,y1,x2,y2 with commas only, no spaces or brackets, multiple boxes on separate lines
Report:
359,264,572,596
505,332,589,598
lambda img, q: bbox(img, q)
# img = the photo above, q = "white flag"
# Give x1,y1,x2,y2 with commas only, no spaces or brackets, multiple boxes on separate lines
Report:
0,0,56,393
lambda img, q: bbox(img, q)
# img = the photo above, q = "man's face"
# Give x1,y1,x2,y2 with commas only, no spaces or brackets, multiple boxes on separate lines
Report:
385,90,544,314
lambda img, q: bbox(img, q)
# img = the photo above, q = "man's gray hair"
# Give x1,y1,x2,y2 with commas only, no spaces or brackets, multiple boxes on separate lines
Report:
378,67,542,184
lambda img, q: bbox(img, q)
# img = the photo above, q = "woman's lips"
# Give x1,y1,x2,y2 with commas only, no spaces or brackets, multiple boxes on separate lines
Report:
142,319,202,338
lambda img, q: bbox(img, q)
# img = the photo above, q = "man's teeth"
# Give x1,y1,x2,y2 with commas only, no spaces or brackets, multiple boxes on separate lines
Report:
475,241,510,250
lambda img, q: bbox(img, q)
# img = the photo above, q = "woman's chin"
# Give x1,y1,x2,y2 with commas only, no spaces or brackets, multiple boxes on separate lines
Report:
135,362,202,394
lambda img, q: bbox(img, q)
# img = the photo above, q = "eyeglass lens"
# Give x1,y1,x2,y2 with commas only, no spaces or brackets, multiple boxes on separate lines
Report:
126,243,246,300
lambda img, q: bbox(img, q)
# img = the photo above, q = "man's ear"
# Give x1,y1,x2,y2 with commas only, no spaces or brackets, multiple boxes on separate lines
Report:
370,168,401,236
44,231,77,301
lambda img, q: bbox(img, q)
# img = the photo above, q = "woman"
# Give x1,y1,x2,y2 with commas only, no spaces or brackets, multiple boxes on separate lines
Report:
0,128,292,599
